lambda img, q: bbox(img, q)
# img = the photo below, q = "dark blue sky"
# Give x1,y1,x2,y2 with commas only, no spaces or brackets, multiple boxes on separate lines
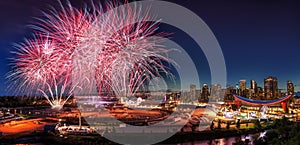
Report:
1,0,300,96
172,0,300,90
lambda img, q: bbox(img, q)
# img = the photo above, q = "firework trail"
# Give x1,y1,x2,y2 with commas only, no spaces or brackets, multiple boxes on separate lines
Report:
8,34,60,91
92,1,173,100
8,0,174,109
38,78,77,110
33,0,93,50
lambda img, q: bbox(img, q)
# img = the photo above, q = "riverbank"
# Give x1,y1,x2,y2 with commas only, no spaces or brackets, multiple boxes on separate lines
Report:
0,126,268,145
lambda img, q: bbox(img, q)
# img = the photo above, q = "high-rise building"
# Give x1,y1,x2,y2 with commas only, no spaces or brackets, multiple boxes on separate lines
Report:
196,89,201,101
190,84,197,102
200,84,210,102
224,86,236,101
250,80,256,89
250,80,257,92
286,81,294,113
210,84,222,101
239,80,247,97
287,81,294,95
239,80,246,91
257,87,264,100
181,91,190,103
250,80,258,99
264,76,278,100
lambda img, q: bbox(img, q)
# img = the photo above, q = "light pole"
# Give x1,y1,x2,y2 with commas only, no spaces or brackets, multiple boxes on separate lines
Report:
79,105,82,129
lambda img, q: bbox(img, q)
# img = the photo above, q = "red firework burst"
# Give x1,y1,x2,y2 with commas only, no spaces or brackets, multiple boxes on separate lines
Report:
8,0,174,109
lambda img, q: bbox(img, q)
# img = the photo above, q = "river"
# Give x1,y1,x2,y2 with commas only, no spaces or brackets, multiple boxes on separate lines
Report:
159,131,268,145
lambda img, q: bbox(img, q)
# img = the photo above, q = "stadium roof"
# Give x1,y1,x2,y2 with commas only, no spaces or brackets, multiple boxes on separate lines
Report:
233,95,292,106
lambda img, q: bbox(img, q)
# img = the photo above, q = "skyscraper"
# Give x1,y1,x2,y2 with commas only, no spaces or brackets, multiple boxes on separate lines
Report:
239,80,246,91
257,87,264,100
190,84,196,102
286,81,294,113
239,80,247,97
250,80,258,98
287,81,294,95
224,86,236,101
250,80,257,90
264,76,278,100
200,84,210,103
210,84,222,101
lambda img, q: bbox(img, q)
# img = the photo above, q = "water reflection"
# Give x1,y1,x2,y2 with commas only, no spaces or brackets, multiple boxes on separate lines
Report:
176,133,256,145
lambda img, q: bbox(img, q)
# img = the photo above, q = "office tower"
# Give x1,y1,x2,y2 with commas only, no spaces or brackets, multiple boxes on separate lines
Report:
250,80,256,89
239,80,246,91
257,87,264,100
287,80,295,109
210,84,222,101
239,80,247,97
287,81,294,95
200,84,210,102
249,80,257,99
264,76,278,99
224,86,236,101
190,84,196,102
251,80,257,93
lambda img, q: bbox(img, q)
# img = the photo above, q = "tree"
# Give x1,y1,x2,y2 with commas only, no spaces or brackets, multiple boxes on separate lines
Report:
210,121,215,131
254,119,261,130
266,130,279,143
217,120,221,129
236,119,240,129
226,122,230,129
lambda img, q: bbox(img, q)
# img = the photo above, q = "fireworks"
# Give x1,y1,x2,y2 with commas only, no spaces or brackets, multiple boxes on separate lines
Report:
92,1,172,100
9,34,60,90
8,0,174,110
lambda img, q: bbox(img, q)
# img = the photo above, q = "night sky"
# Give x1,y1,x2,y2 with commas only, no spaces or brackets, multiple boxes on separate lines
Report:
0,0,300,96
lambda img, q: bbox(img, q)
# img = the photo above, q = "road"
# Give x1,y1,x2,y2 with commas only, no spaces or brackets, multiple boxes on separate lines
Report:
0,118,46,136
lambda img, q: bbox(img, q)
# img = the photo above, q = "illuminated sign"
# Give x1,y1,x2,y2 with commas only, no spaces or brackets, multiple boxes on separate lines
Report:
297,113,300,121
